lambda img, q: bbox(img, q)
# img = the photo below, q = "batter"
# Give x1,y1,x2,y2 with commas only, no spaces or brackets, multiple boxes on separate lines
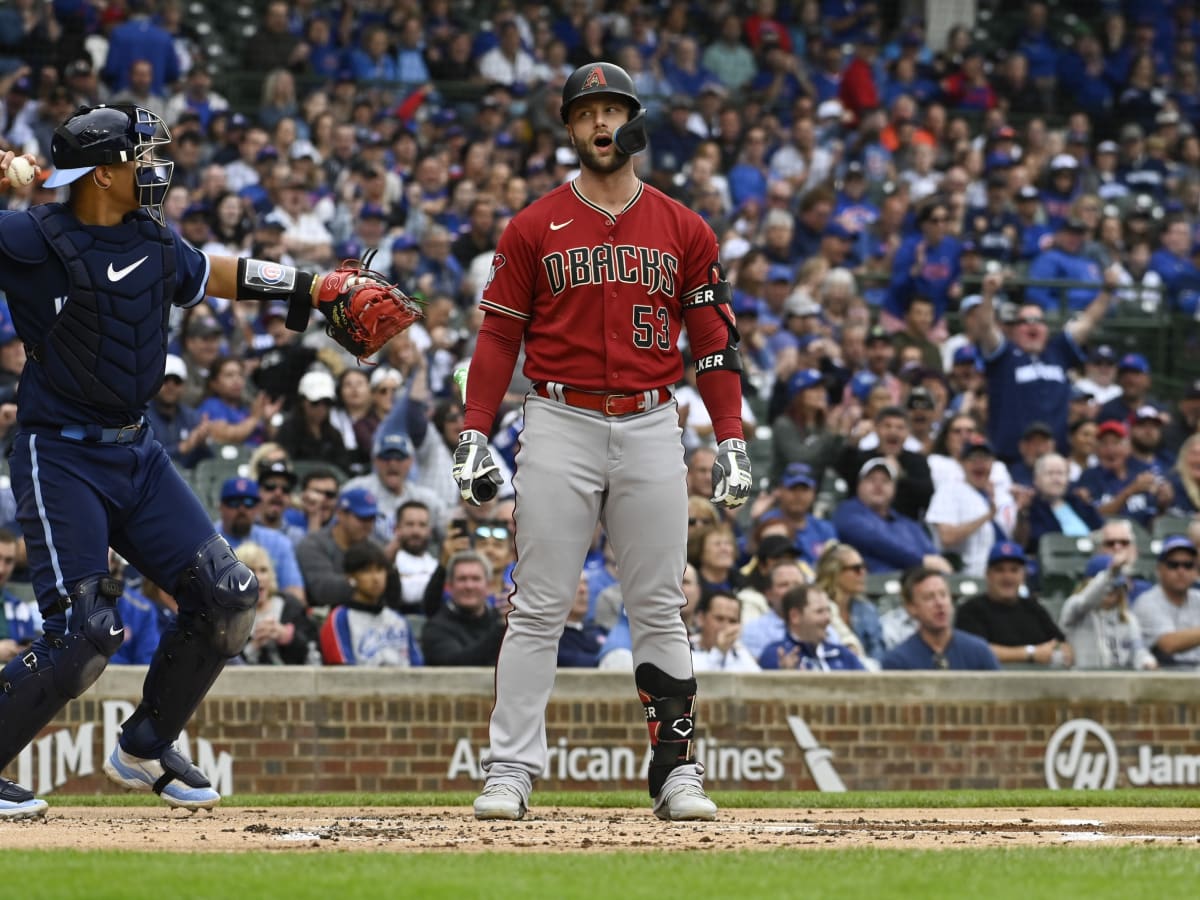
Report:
452,63,752,822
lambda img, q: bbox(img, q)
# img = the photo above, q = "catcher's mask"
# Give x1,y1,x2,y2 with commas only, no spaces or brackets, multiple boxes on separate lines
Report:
45,104,175,225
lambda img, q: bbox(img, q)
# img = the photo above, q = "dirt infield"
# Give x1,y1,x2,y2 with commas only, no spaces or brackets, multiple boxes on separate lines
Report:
2,806,1198,852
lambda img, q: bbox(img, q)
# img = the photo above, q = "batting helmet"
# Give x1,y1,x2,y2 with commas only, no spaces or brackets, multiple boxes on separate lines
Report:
559,62,647,155
45,104,174,225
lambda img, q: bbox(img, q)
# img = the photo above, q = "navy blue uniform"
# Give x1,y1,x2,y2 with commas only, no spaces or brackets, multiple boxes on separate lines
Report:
0,205,214,606
982,332,1086,462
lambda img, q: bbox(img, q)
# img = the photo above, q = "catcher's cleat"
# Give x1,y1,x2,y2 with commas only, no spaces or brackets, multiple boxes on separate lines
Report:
473,782,527,821
653,768,717,822
0,778,47,820
104,743,220,810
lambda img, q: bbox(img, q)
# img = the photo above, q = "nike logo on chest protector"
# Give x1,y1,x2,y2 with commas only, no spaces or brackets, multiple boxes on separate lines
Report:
107,256,149,282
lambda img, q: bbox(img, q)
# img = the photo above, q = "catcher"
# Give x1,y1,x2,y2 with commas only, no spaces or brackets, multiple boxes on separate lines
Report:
0,104,419,820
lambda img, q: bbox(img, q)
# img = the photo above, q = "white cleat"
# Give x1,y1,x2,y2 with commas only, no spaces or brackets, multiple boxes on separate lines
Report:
473,782,527,821
0,779,47,820
103,743,220,810
653,769,718,822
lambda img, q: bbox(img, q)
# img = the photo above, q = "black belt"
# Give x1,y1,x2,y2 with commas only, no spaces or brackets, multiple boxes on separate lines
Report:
59,418,146,444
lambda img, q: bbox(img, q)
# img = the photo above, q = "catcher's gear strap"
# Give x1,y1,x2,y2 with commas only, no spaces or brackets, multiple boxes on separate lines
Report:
236,257,317,332
636,663,699,798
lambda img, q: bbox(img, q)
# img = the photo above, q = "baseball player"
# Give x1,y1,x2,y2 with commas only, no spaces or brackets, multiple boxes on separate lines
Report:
453,63,752,822
0,105,413,819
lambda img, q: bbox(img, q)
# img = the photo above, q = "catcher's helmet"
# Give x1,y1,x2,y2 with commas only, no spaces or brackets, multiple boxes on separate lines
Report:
45,104,174,225
559,62,647,155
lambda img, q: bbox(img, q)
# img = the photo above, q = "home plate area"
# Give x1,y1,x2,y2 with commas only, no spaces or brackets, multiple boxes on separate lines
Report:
2,807,1199,852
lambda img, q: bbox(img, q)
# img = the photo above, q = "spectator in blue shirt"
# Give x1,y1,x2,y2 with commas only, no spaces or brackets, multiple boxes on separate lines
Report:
968,269,1116,463
144,353,212,470
1026,218,1105,313
1013,3,1060,85
1077,420,1172,529
882,567,999,670
831,457,952,575
762,462,838,565
216,478,307,606
1096,353,1160,426
886,199,962,327
1150,216,1200,315
1014,185,1053,261
111,578,176,666
1057,32,1114,122
101,0,180,95
759,583,865,671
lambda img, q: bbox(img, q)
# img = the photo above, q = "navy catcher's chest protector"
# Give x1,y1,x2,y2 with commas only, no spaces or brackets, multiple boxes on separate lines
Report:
29,204,176,411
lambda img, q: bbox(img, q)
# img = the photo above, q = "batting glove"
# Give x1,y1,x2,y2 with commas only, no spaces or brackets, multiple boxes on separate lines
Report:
711,438,752,509
453,429,503,505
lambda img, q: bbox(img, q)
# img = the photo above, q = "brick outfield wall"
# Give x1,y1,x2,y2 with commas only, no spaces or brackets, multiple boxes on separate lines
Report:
7,669,1200,796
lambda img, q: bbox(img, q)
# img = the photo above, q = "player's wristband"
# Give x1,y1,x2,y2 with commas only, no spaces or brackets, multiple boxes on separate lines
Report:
236,257,317,332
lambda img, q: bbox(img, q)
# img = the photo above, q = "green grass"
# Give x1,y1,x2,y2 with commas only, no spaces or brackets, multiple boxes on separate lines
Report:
44,787,1200,809
9,848,1200,900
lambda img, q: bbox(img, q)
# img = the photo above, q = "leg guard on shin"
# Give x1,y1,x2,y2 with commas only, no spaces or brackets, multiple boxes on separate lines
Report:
635,663,699,798
119,535,256,757
0,576,124,768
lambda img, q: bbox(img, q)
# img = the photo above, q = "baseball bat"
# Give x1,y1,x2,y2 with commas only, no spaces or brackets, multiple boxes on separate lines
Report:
453,365,498,502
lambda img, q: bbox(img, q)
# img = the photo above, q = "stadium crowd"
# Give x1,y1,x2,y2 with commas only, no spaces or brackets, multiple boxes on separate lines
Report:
3,0,1200,673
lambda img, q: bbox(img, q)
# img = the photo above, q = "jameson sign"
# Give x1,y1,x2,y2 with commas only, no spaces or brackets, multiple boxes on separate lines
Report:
1045,718,1200,789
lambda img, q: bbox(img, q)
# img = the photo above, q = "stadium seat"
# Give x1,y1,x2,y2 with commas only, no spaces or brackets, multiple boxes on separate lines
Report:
865,571,903,604
1037,533,1094,599
191,456,252,516
947,573,985,604
1151,516,1193,554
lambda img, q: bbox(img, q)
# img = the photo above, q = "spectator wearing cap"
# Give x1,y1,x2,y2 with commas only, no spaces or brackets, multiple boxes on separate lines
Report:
1019,452,1103,557
945,343,984,402
1041,153,1081,229
940,44,996,111
1060,547,1157,670
1149,216,1200,316
831,457,951,575
832,162,879,235
968,267,1117,464
1096,353,1159,426
1134,536,1200,669
252,455,305,539
144,354,212,470
881,568,1000,670
1084,141,1129,205
216,477,306,605
296,488,395,611
759,462,837,566
954,541,1073,667
1129,405,1175,471
1074,344,1122,406
274,370,353,473
342,424,447,544
885,200,961,333
1077,420,1171,529
839,405,934,521
735,531,801,618
925,435,1018,577
702,13,758,93
1013,185,1053,261
1026,216,1105,314
818,221,857,269
769,367,847,487
901,385,940,456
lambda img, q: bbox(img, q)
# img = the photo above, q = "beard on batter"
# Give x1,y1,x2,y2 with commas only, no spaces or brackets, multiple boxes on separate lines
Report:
574,138,630,175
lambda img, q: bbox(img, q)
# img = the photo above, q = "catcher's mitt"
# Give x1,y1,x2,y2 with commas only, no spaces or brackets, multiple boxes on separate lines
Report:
314,251,424,361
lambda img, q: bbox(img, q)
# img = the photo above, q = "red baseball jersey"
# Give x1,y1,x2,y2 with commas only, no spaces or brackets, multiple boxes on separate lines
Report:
479,180,726,392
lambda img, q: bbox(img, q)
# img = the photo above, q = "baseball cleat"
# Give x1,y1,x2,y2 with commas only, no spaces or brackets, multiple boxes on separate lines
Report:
0,778,47,820
473,782,527,820
103,743,220,810
653,770,718,822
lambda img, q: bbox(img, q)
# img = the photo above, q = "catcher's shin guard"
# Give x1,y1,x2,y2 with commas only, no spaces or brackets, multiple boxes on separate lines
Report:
635,663,699,798
0,576,125,769
119,535,256,757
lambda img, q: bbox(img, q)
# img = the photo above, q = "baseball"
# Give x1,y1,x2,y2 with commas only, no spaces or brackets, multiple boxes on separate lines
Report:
5,156,34,187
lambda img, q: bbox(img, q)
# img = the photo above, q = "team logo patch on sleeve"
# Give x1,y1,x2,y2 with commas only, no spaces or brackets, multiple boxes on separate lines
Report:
258,262,284,284
483,253,506,291
582,66,606,90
